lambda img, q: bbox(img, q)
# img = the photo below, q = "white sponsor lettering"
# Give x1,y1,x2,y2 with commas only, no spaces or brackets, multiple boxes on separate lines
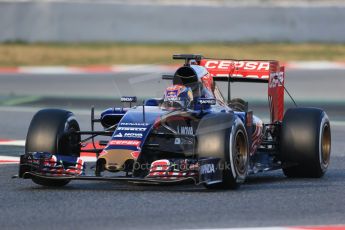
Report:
258,62,270,70
114,132,123,137
120,122,149,126
200,164,215,174
204,60,218,69
198,98,216,105
118,127,146,131
204,60,270,71
178,126,193,135
218,61,232,69
244,61,259,70
235,61,244,69
124,133,143,138
121,97,136,102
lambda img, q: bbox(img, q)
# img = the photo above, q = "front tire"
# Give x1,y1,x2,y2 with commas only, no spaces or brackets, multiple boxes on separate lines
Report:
280,108,331,178
204,119,249,190
26,109,81,186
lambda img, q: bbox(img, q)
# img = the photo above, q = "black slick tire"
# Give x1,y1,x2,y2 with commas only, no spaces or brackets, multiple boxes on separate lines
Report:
26,109,81,186
199,117,249,190
280,108,331,178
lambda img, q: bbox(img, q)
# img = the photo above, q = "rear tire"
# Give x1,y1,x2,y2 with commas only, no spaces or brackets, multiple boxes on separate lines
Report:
280,108,331,178
26,109,81,186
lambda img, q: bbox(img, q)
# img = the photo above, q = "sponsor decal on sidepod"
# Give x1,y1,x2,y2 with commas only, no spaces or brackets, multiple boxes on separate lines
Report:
177,126,193,135
117,127,147,132
200,163,216,175
124,133,143,138
109,140,141,147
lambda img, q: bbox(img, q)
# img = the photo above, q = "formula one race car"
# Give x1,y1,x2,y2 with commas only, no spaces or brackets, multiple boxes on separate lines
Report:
17,54,331,189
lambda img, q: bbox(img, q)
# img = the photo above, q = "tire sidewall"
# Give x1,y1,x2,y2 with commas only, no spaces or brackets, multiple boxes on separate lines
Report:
281,108,331,178
25,109,80,186
227,118,249,184
318,113,331,173
58,115,80,156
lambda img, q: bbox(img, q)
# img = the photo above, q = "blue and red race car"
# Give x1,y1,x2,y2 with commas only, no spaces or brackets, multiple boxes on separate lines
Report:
18,54,331,189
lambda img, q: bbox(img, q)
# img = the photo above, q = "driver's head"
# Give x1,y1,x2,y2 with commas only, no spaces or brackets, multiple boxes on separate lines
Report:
162,85,193,109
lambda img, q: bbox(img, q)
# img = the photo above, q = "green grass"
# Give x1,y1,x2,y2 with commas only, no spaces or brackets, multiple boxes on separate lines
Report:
1,42,345,66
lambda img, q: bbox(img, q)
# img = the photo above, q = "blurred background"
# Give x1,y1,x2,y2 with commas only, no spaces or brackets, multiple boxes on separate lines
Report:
1,0,345,43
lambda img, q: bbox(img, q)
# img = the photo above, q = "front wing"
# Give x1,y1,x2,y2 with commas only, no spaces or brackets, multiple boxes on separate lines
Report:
18,152,222,186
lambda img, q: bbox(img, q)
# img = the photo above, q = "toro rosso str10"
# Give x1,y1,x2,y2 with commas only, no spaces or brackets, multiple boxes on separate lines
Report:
18,54,331,189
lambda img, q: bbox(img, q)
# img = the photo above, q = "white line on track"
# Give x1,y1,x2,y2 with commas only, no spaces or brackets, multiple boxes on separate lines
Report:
0,156,20,164
0,140,25,146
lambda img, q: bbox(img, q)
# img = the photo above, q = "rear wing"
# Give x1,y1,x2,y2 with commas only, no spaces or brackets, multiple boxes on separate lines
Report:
171,54,285,122
199,59,278,83
199,58,285,122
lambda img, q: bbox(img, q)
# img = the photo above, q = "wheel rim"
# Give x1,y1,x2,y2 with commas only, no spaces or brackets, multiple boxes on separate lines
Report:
59,120,80,155
68,126,80,153
321,123,331,165
234,130,248,175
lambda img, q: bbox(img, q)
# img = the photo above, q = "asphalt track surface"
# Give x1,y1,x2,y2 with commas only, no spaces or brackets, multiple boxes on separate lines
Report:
0,70,345,229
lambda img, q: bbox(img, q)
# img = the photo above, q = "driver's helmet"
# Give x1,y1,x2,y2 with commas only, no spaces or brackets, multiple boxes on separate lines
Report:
162,85,193,109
